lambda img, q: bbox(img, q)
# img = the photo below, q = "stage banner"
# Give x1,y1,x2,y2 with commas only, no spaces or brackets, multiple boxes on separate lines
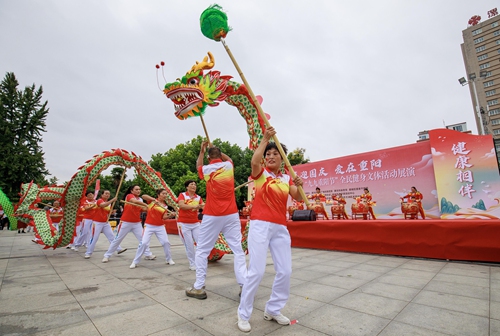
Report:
292,141,440,219
429,129,500,219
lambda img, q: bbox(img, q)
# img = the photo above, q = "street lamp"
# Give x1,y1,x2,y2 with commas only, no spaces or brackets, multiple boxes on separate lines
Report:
458,71,488,135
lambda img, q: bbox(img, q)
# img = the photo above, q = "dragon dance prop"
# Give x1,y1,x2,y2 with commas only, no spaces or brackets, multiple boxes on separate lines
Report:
198,4,310,205
162,51,267,150
0,188,17,230
15,149,178,249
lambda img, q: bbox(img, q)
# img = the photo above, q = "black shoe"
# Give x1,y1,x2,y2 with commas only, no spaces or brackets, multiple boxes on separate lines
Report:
22,231,26,233
18,230,20,233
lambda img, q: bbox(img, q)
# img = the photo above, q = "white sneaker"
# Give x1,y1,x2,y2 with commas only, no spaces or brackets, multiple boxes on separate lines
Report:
129,263,137,269
84,255,90,259
264,311,290,325
166,259,175,265
145,255,156,260
71,246,76,250
189,265,196,271
237,312,251,332
102,257,109,263
73,247,79,252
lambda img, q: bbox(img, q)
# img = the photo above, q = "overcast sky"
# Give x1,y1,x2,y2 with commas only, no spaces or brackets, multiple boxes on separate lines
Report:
1,1,498,184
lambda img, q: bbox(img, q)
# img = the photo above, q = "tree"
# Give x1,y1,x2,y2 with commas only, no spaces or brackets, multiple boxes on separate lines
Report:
0,72,49,200
287,147,310,166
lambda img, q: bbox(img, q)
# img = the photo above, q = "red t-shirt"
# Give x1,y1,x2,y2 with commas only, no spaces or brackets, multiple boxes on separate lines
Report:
49,207,63,224
80,200,97,220
120,194,143,223
177,192,204,223
198,159,237,216
93,199,111,222
145,202,168,226
250,167,293,226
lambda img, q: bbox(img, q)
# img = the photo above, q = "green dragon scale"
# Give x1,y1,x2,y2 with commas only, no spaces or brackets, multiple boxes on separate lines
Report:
15,149,178,249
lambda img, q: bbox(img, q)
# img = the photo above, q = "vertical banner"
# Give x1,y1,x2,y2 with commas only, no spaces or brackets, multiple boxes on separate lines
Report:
429,129,500,219
293,141,439,219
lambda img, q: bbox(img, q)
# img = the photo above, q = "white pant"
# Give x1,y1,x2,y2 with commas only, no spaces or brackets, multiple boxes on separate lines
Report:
69,220,83,246
104,221,152,258
238,219,292,321
194,213,247,289
178,222,200,267
74,218,93,247
132,224,171,265
85,221,124,256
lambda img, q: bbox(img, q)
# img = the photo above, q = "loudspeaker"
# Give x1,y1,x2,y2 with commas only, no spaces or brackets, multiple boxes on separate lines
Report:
291,210,317,221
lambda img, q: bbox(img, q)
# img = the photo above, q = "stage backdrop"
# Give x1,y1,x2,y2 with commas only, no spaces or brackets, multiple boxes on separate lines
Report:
429,129,500,219
292,128,500,219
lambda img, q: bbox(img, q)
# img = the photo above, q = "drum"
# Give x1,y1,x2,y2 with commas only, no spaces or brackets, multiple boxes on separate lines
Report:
351,202,369,220
330,204,345,219
401,202,419,219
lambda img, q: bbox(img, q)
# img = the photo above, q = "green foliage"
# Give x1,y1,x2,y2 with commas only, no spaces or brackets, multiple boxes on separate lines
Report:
288,147,310,166
0,72,49,200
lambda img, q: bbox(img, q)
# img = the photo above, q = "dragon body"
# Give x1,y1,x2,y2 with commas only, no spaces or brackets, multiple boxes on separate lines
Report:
15,149,178,249
0,188,17,230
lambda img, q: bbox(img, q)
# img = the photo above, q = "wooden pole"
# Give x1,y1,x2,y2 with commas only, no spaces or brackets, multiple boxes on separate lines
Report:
119,200,148,209
220,38,310,206
199,114,211,145
107,169,127,222
234,180,252,191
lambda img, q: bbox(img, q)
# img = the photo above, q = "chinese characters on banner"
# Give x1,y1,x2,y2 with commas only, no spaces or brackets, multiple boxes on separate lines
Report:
453,142,476,199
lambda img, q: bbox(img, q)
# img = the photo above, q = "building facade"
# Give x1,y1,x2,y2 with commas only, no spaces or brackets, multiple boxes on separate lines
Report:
461,8,500,159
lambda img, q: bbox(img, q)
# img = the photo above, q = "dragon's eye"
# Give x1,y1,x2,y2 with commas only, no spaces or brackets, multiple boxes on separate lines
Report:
189,78,199,85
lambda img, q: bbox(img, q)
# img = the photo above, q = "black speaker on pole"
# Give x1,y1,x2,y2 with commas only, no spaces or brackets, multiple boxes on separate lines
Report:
291,210,316,221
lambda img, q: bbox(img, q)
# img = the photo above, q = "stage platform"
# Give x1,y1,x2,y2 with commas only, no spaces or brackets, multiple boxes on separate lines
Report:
163,218,500,263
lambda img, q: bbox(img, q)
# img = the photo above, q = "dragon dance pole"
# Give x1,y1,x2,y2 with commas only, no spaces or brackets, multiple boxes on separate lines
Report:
199,5,309,206
234,179,252,191
107,169,127,222
199,114,212,145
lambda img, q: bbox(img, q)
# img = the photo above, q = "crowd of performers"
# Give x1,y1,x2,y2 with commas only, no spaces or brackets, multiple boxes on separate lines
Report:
11,130,425,333
17,127,302,332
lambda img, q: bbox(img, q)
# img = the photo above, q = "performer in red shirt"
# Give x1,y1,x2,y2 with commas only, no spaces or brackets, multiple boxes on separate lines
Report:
360,188,376,220
49,200,63,232
84,190,126,259
401,186,425,219
177,180,204,271
308,187,329,219
130,189,175,268
73,191,97,251
237,127,303,332
102,185,155,263
334,193,349,219
185,141,247,300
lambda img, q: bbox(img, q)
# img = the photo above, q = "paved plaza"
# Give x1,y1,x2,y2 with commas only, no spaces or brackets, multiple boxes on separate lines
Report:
0,228,499,335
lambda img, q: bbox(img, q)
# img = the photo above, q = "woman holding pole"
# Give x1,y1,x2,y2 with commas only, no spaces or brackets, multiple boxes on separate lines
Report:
84,190,127,259
129,189,175,269
237,127,303,332
102,185,156,263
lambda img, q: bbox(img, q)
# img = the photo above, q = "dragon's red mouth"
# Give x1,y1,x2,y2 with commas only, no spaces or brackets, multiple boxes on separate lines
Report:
166,88,203,117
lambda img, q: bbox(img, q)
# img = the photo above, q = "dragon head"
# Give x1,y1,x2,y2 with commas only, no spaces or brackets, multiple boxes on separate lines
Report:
163,52,232,120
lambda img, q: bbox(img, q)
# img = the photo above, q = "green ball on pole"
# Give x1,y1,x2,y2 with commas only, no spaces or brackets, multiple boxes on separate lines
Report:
200,4,231,41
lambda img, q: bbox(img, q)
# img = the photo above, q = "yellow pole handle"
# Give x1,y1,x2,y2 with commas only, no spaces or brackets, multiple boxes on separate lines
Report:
107,169,127,222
